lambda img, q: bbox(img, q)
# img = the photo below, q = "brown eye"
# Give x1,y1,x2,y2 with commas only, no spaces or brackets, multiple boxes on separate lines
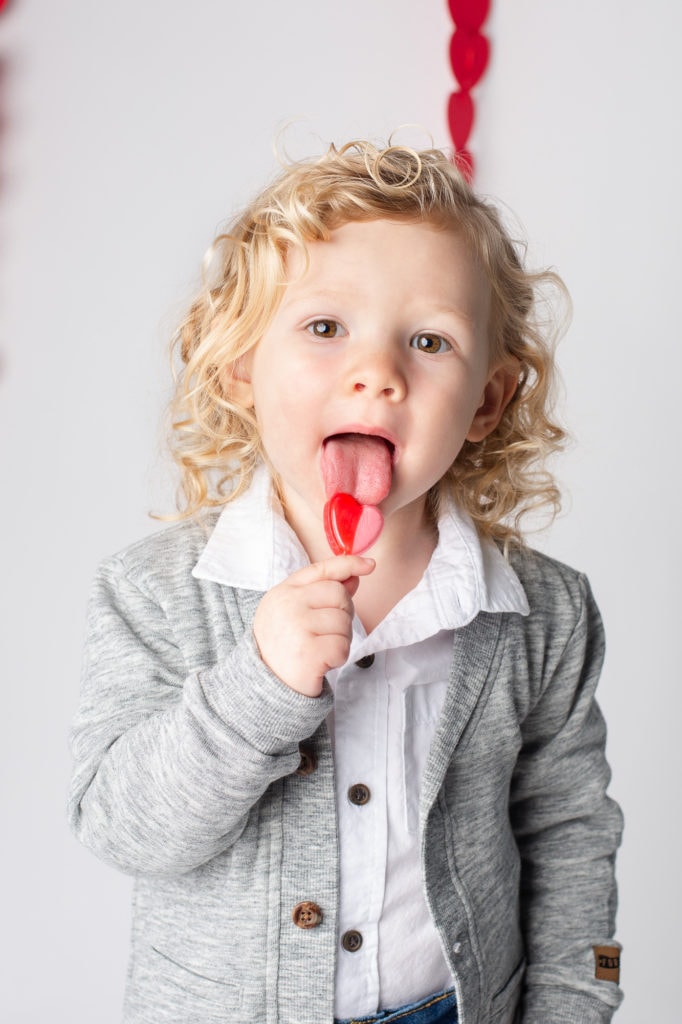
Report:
307,319,339,339
410,332,451,354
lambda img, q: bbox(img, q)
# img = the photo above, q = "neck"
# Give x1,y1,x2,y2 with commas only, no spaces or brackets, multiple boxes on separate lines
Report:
349,501,439,633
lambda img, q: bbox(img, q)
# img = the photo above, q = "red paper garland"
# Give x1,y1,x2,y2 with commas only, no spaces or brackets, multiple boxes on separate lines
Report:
447,0,491,181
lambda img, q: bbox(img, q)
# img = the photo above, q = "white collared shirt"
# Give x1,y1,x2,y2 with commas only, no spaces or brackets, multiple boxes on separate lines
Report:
193,464,529,1017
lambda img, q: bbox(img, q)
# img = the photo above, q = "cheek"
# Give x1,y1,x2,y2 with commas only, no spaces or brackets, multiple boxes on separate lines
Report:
439,378,485,431
252,377,313,453
423,387,484,467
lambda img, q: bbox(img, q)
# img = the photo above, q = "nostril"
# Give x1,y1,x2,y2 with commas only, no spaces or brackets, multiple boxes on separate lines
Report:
353,382,366,392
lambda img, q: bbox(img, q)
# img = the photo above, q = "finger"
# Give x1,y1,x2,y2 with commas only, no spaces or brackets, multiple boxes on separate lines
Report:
307,607,354,638
291,555,376,587
342,575,361,598
305,580,356,613
316,633,354,673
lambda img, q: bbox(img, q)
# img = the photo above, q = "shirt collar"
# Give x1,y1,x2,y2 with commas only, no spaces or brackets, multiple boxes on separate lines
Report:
193,462,529,645
192,464,309,592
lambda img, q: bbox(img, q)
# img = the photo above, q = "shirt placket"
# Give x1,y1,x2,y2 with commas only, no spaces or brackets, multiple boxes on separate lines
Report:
332,651,388,1013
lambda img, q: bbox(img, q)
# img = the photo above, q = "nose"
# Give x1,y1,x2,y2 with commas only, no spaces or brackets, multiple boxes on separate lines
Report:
348,349,407,401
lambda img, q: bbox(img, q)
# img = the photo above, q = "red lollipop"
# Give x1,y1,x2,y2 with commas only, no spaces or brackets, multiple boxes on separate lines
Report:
324,493,384,556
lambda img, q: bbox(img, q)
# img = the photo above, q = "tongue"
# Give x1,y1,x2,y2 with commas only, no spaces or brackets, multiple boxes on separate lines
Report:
321,434,393,505
321,434,393,555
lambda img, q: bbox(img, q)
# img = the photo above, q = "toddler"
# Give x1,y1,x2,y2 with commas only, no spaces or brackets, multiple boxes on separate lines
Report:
69,141,623,1024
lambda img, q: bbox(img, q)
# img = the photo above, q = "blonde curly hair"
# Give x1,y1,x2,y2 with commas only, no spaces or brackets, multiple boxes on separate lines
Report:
170,140,568,545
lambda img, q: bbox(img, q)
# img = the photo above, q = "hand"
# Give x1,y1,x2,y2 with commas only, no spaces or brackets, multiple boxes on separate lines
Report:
252,555,375,697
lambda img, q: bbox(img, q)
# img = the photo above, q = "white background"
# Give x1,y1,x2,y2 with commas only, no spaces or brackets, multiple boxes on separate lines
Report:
1,1,679,1020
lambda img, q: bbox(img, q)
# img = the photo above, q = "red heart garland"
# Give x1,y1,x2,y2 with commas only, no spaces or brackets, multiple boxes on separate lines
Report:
446,1,490,181
447,90,475,151
323,493,384,556
450,29,490,90
447,0,490,31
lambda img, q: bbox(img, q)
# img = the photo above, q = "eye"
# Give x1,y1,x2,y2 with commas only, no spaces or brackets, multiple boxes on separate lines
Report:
306,318,342,339
410,332,452,354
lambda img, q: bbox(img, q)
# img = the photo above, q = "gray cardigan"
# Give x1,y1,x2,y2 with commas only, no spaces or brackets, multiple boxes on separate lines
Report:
68,518,623,1024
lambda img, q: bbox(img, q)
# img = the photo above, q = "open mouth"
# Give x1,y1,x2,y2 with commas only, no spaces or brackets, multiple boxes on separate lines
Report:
321,432,394,506
324,431,396,461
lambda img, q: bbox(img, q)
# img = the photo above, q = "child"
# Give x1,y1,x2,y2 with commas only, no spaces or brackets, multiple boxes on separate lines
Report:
69,141,623,1024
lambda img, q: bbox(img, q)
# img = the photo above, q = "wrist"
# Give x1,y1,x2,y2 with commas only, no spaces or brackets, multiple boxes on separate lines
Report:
252,629,324,698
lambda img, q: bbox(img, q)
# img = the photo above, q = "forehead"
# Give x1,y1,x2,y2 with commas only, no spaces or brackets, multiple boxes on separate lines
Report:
283,218,490,317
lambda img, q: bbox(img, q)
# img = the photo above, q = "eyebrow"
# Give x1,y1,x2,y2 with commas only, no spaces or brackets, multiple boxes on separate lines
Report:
425,304,476,327
281,291,478,325
280,288,350,307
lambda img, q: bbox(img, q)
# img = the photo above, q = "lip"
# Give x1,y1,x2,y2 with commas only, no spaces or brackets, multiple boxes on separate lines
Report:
323,425,400,463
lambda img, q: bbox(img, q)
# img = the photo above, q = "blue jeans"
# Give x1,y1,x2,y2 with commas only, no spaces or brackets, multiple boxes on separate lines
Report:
334,988,457,1024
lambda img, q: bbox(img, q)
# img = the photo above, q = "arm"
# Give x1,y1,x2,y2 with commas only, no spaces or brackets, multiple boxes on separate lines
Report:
510,574,624,1023
68,557,333,877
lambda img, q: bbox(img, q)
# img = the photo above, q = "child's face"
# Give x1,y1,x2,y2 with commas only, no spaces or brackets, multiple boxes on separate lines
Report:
232,218,515,552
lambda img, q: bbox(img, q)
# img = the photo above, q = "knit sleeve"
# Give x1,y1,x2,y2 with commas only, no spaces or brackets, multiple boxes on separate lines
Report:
510,573,624,1023
68,556,332,876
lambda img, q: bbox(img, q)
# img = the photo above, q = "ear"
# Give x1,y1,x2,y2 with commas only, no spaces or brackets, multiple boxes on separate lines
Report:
466,360,519,442
223,354,255,410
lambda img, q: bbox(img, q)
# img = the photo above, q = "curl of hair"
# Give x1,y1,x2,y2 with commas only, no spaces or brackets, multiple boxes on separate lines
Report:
169,140,568,545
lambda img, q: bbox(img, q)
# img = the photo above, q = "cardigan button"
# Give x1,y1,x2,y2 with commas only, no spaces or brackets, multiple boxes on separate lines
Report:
355,654,375,669
348,783,371,806
341,929,363,952
295,744,317,775
292,901,323,929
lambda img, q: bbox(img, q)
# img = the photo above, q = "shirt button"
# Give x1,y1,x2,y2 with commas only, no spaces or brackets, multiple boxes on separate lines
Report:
295,744,317,775
355,654,375,669
292,901,323,929
347,783,371,806
341,929,363,952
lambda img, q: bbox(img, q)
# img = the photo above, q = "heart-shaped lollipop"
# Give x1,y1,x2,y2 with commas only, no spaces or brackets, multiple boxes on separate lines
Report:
324,493,384,556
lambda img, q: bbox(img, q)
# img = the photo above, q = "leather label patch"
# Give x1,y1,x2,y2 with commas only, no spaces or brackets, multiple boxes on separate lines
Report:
594,945,621,982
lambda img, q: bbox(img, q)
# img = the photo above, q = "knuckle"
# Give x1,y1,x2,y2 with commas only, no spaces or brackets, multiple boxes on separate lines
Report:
331,636,351,664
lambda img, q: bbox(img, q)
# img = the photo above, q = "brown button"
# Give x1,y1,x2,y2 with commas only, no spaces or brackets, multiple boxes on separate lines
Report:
341,929,363,952
355,654,375,669
348,783,371,806
292,901,323,929
295,744,317,776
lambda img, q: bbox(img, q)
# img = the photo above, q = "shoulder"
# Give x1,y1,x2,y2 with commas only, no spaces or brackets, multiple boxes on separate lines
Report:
507,544,603,651
95,514,220,602
500,548,607,718
509,544,590,612
84,512,256,665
